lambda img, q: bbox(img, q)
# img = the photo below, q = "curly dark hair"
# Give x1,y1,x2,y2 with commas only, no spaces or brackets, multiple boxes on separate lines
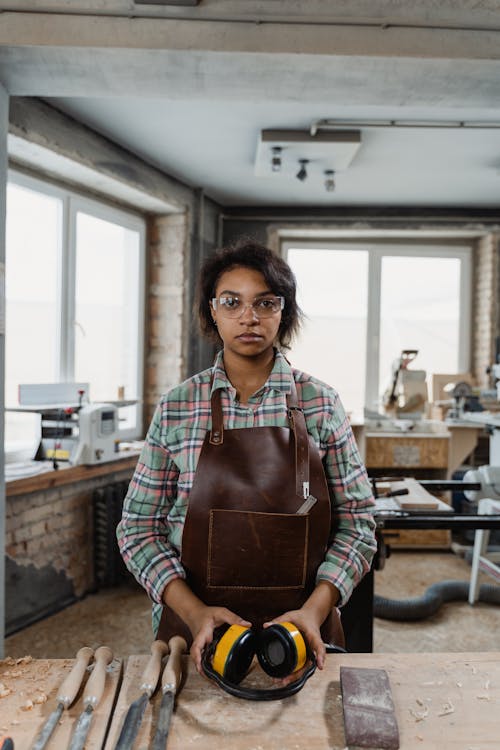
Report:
196,240,303,349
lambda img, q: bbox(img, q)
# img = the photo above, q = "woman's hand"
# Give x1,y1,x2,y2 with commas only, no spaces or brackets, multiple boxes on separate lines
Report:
189,606,251,674
264,580,340,671
263,607,326,671
162,578,251,674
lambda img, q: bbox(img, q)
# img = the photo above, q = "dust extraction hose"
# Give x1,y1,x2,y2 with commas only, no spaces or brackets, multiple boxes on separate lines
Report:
374,580,500,621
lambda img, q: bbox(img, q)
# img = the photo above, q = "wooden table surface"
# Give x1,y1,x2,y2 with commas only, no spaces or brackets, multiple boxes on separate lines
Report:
0,655,122,750
3,652,499,749
106,651,500,750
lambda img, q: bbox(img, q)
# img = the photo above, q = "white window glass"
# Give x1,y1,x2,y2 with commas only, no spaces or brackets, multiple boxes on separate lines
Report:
287,247,369,415
74,211,141,430
379,256,461,398
4,171,145,462
284,240,470,417
5,182,62,455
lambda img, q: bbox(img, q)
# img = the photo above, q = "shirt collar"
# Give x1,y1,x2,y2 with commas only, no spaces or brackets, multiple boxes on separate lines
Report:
210,349,293,397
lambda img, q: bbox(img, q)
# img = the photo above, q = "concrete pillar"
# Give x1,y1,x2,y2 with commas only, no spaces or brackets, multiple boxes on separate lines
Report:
0,83,8,657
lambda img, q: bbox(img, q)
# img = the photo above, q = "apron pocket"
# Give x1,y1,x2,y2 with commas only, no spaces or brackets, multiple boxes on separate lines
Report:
207,508,308,589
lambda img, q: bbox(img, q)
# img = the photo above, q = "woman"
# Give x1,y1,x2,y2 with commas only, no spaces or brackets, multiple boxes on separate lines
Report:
117,240,376,674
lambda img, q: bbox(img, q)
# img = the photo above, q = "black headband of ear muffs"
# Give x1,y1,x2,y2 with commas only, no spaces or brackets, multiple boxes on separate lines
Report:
201,623,325,701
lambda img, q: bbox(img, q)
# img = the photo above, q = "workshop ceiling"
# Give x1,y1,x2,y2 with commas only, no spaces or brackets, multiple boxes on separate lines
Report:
2,1,500,207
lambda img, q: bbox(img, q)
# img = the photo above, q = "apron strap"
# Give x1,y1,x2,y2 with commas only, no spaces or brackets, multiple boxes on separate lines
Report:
287,376,310,500
209,374,310,500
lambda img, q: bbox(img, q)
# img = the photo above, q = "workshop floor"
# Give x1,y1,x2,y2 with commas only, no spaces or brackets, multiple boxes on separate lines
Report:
5,549,500,659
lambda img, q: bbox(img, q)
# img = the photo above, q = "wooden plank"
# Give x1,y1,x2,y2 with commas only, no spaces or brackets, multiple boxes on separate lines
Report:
394,478,443,509
375,478,451,548
108,652,500,750
0,655,122,750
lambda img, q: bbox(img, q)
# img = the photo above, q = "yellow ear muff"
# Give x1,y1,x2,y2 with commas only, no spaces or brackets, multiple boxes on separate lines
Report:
257,622,307,678
211,624,257,685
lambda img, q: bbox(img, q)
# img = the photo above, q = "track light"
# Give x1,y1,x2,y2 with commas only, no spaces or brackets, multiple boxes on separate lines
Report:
296,159,309,182
271,146,282,172
324,169,335,192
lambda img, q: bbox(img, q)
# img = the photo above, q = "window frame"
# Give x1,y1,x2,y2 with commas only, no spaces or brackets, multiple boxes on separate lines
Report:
281,238,472,412
6,168,146,442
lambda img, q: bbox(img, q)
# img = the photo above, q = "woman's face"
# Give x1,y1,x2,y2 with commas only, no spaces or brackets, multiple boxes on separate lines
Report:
211,266,282,360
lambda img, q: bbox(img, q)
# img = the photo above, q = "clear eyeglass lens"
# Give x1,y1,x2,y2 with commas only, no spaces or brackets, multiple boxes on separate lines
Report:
214,296,283,317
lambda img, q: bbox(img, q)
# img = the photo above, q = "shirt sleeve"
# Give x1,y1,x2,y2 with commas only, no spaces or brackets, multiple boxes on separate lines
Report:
315,390,377,606
116,402,186,604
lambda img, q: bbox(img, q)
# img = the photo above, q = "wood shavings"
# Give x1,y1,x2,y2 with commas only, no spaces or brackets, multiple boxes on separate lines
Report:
475,694,490,701
20,699,34,711
420,680,443,686
16,656,32,665
410,706,429,722
438,700,455,716
456,681,463,688
0,684,11,698
33,693,48,705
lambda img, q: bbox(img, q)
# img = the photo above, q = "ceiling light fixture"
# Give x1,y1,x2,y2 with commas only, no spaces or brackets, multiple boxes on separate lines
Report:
271,146,282,173
134,1,200,6
296,159,309,182
310,118,500,135
324,170,335,192
254,129,361,178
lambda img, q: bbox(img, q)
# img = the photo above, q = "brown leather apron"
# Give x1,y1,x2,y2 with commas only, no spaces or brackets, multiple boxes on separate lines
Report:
158,376,345,647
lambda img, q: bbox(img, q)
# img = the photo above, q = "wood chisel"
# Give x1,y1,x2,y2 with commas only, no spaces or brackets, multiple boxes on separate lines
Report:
67,646,113,750
30,646,94,750
113,640,169,750
151,636,187,750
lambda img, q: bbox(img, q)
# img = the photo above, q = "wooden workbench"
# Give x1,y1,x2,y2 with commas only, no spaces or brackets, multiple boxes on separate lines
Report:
3,652,498,748
0,655,122,750
105,651,499,750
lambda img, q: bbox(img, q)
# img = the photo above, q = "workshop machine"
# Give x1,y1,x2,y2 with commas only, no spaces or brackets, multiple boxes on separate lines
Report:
8,382,124,466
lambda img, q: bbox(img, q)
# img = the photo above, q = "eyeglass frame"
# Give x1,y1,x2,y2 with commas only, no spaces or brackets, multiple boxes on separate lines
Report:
211,294,285,318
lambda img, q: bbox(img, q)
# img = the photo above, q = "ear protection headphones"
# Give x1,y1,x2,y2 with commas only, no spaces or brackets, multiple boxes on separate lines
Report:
202,622,344,701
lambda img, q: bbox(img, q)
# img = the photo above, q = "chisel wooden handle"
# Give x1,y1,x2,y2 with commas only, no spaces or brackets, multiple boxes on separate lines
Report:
57,647,94,709
140,640,169,697
83,646,113,708
161,636,187,693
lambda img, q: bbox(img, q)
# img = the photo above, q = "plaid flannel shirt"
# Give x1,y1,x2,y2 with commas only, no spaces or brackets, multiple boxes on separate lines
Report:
117,350,377,634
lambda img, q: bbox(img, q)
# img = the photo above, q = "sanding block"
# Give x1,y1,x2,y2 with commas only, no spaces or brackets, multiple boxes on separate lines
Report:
340,666,400,749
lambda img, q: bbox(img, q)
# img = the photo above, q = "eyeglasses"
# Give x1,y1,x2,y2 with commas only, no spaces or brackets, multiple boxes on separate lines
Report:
211,295,285,318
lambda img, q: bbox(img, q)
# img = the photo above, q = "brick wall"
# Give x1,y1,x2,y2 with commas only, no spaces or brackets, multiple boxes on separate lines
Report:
472,234,500,388
5,464,134,634
144,213,189,425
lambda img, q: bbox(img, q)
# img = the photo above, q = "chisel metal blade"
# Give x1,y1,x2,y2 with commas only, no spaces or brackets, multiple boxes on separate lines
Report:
151,693,174,750
31,705,64,750
113,693,148,750
68,705,94,750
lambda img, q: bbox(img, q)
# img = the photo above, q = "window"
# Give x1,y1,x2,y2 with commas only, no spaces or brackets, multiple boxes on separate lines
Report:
283,240,471,416
5,171,145,457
